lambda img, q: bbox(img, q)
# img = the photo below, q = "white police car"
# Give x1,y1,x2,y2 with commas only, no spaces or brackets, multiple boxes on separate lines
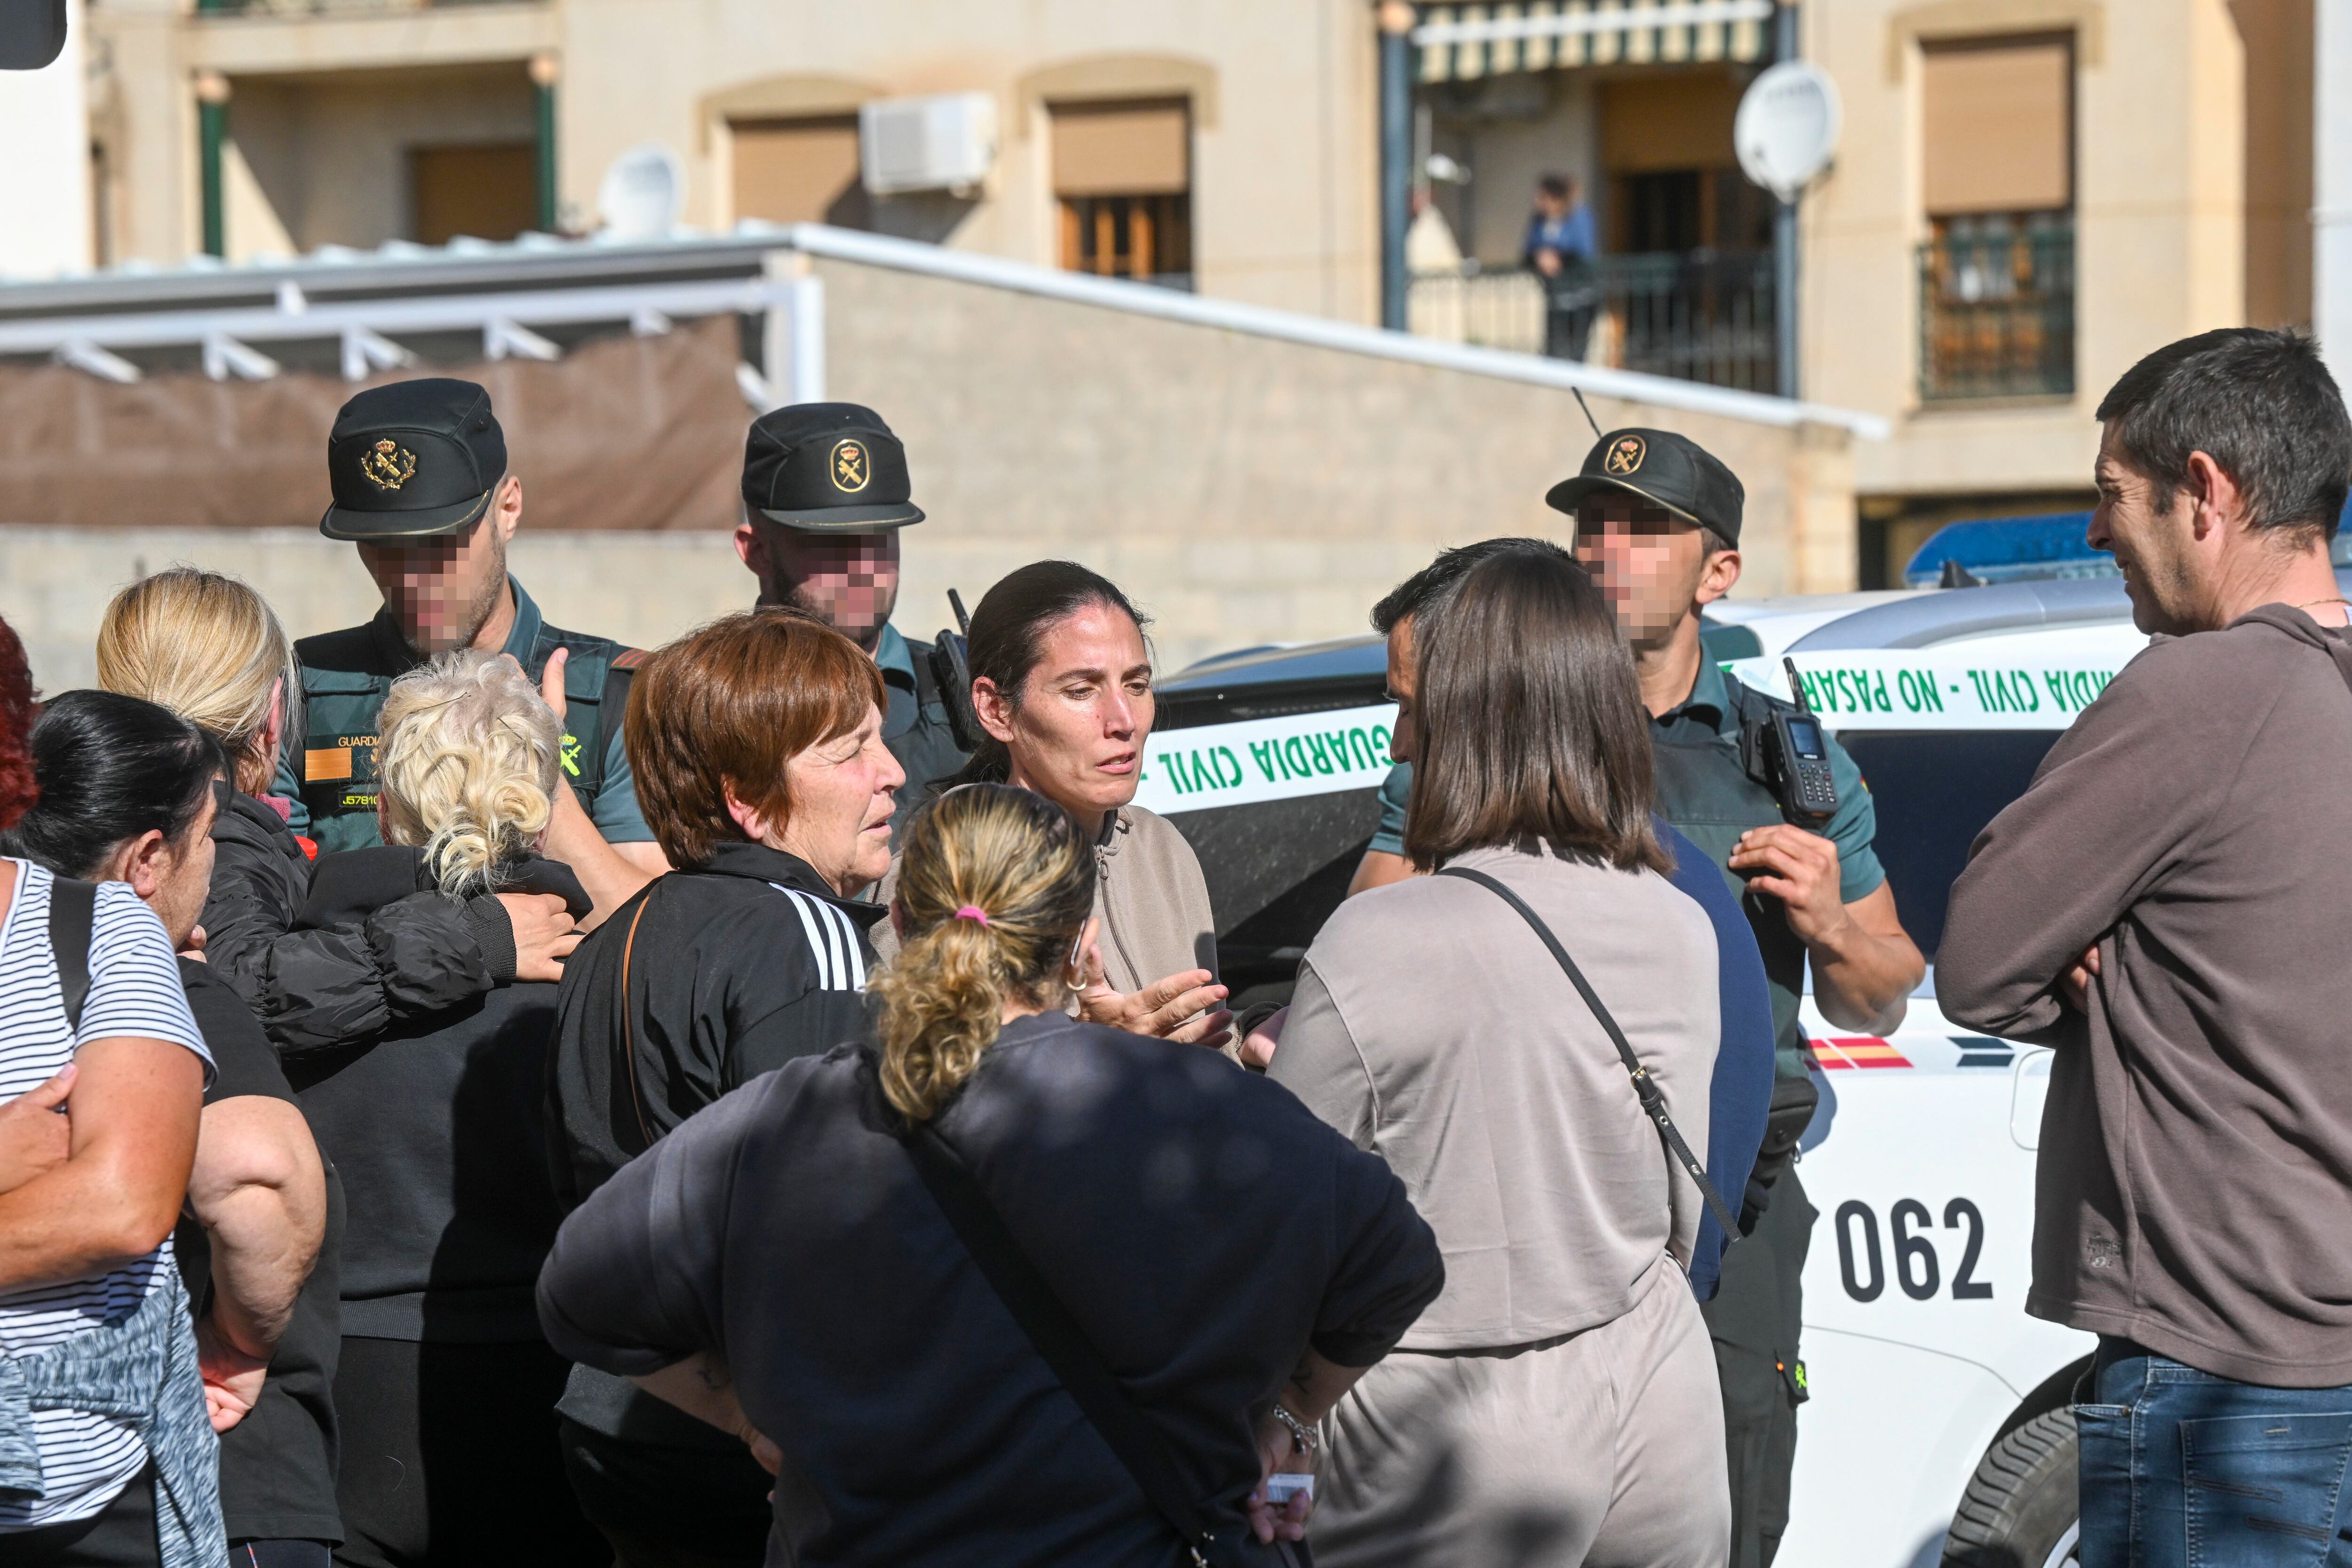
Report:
1143,571,2346,1568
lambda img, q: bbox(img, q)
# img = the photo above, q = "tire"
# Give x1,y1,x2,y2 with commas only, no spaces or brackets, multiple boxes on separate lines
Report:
1941,1408,2081,1568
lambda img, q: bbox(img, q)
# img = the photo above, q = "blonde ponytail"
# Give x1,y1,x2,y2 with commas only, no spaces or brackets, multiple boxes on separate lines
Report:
376,651,561,898
870,784,1095,1122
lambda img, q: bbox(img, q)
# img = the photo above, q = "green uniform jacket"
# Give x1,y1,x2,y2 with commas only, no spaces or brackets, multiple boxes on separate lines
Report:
875,623,971,844
274,578,654,856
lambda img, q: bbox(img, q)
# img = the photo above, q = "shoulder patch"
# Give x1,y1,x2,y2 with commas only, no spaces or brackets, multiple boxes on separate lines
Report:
610,648,647,671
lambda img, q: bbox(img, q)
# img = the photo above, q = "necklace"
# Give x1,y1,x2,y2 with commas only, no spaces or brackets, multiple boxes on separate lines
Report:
2292,596,2352,612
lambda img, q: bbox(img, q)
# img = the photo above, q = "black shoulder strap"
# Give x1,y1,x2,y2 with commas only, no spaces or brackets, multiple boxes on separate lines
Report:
571,663,633,810
47,876,97,1034
1436,866,1741,1239
901,1122,1231,1568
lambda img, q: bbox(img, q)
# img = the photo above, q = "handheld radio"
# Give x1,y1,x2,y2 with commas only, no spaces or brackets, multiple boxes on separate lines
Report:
1768,657,1839,823
928,588,985,752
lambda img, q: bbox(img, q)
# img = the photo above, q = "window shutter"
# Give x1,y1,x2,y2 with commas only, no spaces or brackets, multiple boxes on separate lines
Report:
731,115,863,225
1922,37,2073,215
1051,99,1190,198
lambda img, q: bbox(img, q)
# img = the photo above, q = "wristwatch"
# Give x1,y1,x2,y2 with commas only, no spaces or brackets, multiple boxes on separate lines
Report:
1270,1401,1319,1456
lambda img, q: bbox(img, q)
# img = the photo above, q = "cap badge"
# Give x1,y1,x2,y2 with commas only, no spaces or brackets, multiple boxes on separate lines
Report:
361,439,417,492
1604,435,1646,477
830,438,871,494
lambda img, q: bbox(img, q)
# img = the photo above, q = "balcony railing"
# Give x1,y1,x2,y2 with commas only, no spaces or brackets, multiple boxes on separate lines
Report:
1407,251,1778,394
1917,222,2075,403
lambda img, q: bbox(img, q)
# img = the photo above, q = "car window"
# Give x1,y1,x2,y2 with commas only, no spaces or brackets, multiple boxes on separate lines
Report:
1839,730,2060,959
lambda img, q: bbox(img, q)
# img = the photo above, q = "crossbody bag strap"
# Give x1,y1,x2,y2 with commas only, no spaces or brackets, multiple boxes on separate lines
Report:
1436,865,1742,1239
900,1122,1230,1568
46,876,96,1035
614,892,656,1154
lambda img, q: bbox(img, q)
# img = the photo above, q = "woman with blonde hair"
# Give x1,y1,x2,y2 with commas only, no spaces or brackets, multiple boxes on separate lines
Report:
96,568,580,1060
291,649,602,1567
538,782,1445,1567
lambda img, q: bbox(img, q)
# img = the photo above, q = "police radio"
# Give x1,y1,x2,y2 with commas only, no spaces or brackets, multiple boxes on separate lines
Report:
927,588,986,753
1764,657,1838,824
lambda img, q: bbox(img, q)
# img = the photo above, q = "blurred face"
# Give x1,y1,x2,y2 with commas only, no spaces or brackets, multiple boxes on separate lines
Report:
101,789,219,951
752,704,904,897
1384,617,1417,764
976,605,1154,828
1574,493,1732,651
736,518,901,652
358,478,521,655
2089,422,2202,635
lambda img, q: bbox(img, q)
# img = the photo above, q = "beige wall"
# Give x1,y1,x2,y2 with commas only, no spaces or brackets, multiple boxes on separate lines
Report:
0,247,1853,692
88,0,1383,321
1805,0,2258,504
559,0,1379,318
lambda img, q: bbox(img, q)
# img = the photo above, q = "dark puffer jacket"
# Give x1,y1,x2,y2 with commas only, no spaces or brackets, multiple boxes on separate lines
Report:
202,788,520,1059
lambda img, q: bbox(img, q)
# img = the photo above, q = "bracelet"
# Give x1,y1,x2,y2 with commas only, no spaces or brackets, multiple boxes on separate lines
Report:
1270,1401,1319,1456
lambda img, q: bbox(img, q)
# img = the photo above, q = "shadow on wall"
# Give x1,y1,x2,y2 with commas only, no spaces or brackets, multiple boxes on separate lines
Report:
828,186,983,246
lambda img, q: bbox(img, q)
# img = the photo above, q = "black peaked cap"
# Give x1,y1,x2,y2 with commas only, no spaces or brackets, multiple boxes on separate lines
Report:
320,378,509,541
742,402,923,531
1545,427,1746,545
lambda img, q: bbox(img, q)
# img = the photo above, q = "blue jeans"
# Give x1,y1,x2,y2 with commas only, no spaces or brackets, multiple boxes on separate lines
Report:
2078,1337,2352,1566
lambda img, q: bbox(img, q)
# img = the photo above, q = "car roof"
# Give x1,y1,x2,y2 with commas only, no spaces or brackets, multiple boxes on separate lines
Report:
1158,568,2352,707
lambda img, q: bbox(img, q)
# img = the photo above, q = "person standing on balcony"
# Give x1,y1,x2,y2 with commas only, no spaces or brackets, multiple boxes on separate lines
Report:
733,402,971,843
275,378,667,927
1526,173,1598,360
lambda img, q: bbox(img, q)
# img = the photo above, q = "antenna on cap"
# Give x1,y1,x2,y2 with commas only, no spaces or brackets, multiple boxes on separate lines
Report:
1572,387,1605,441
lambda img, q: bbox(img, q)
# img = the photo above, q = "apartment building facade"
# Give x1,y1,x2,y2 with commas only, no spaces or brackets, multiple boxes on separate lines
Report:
37,0,2333,586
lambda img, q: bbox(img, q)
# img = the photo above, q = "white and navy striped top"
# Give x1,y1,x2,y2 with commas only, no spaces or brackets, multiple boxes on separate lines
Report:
0,860,210,1532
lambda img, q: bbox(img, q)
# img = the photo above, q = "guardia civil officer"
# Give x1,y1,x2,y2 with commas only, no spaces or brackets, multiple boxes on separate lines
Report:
1353,431,1926,1568
732,402,969,840
275,378,665,923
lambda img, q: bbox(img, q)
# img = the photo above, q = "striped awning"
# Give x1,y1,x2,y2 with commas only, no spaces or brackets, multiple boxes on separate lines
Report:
1413,0,1777,82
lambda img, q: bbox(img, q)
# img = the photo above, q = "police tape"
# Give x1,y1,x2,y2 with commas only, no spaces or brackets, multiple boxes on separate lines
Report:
1727,653,2132,732
1134,645,2133,817
1135,703,1398,816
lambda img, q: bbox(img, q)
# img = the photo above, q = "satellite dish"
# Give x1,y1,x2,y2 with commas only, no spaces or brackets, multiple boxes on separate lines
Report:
1735,61,1843,204
598,144,684,240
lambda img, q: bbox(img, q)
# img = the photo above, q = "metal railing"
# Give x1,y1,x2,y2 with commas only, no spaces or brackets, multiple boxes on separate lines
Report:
1917,223,2075,402
1408,251,1778,394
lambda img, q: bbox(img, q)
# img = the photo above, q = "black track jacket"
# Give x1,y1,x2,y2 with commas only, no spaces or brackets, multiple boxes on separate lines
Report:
546,840,883,1214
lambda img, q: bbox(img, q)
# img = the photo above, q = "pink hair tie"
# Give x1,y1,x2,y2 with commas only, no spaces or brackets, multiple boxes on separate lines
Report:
954,905,990,927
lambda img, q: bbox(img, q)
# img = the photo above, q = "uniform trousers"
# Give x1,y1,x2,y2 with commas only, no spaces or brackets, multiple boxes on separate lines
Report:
1703,1167,1814,1568
1310,1254,1729,1568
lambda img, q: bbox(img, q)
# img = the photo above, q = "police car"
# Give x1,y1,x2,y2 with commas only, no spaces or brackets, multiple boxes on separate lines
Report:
1139,566,2342,1568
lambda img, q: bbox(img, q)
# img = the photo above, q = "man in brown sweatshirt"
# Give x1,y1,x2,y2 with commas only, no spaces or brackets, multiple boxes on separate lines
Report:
1940,327,2352,1567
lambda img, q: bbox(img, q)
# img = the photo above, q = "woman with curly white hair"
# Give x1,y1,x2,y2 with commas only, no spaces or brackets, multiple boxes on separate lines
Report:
287,649,605,1567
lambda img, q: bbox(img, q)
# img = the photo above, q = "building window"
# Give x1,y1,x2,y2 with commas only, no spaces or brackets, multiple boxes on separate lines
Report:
731,114,867,228
1917,35,2075,402
410,143,536,245
1050,97,1192,287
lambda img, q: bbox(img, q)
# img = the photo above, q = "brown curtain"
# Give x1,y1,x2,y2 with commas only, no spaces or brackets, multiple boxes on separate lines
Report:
0,315,747,532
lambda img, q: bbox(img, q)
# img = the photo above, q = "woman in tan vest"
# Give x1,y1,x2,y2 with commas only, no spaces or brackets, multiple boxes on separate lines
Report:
877,561,1231,1049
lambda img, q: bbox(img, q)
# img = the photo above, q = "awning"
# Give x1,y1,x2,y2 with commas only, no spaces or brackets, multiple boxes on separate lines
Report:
1413,0,1777,83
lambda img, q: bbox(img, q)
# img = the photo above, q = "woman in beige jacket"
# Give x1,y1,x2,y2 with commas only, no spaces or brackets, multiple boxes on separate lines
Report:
874,560,1231,1048
1268,547,1729,1567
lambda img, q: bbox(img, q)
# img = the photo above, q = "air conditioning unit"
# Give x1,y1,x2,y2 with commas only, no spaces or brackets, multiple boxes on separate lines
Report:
859,93,998,197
